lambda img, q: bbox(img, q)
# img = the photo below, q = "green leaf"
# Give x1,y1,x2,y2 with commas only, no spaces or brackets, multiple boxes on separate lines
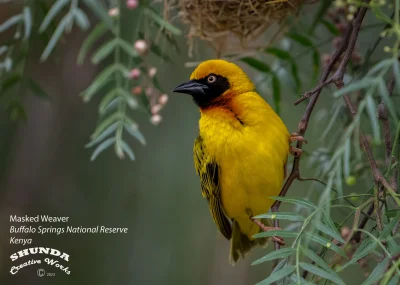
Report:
81,64,128,101
253,212,305,222
343,138,351,178
82,0,115,32
256,265,295,285
253,230,298,239
23,7,32,39
240,57,271,73
91,39,117,65
287,33,313,47
150,42,172,62
388,274,400,285
264,47,300,91
378,78,399,122
319,18,339,36
144,7,181,36
25,77,48,99
381,211,400,238
116,38,138,58
78,22,108,64
361,257,389,285
334,79,372,97
0,73,22,95
269,196,317,209
91,112,122,139
116,88,138,109
99,89,118,113
90,137,115,161
272,74,281,114
339,237,376,271
366,59,393,77
39,0,69,33
301,247,333,273
41,13,72,61
85,122,118,148
306,233,347,258
309,0,332,34
101,97,120,115
252,248,295,265
289,274,316,285
74,8,90,31
365,95,381,143
0,14,23,33
393,60,400,95
124,123,146,145
313,221,345,244
120,140,135,160
299,262,345,285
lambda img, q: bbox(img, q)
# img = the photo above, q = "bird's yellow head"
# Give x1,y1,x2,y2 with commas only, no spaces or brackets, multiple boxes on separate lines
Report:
173,60,255,108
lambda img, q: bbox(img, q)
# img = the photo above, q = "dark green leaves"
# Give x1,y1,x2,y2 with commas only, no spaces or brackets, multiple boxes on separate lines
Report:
253,230,299,239
253,212,305,222
287,33,320,78
252,248,296,265
78,22,108,64
143,7,181,36
269,196,317,210
306,233,347,258
265,47,300,92
256,265,295,285
39,0,92,61
300,262,345,285
241,57,271,73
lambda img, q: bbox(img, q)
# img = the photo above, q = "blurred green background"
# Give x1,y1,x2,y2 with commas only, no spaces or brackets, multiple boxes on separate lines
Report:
0,2,390,284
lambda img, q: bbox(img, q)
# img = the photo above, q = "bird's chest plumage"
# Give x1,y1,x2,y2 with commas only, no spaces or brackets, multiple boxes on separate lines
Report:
198,103,289,220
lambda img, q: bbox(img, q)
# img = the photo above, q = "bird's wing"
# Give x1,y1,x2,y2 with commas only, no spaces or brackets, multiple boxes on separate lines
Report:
193,136,232,240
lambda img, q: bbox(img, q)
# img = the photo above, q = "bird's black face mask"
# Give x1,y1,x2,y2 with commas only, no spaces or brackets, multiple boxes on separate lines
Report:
173,74,230,108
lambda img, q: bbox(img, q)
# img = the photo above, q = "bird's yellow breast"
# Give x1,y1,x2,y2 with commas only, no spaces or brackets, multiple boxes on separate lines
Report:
199,92,289,237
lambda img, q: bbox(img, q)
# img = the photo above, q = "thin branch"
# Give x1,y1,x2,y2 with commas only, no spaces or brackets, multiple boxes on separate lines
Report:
270,9,355,253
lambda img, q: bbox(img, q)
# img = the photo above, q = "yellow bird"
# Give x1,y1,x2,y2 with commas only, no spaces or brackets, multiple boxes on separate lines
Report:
173,60,290,264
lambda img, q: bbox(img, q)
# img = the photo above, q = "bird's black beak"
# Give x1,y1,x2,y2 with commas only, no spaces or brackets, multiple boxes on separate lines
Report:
172,80,209,96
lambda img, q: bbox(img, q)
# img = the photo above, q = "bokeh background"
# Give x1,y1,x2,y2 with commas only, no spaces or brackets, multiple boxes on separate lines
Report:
0,1,391,284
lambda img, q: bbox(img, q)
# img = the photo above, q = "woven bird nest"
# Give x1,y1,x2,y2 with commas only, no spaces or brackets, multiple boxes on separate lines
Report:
167,0,304,56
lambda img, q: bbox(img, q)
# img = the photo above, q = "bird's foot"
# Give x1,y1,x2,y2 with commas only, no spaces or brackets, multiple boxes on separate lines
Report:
251,219,286,246
290,146,303,157
290,132,307,144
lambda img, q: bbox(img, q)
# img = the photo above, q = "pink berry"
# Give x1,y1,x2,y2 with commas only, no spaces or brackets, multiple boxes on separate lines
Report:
132,86,143,95
134,40,148,55
151,104,162,114
126,0,139,9
148,67,157,78
129,68,141,79
158,94,168,105
150,114,162,125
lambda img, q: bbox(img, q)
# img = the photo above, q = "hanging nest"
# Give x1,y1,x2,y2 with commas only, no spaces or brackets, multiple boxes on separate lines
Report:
165,0,304,56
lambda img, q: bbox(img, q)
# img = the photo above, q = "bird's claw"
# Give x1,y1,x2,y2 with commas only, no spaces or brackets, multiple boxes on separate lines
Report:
272,236,286,246
290,132,307,144
251,219,286,246
290,146,303,157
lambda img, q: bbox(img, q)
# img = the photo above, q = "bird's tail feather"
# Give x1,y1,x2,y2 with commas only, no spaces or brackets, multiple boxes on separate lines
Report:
229,219,269,265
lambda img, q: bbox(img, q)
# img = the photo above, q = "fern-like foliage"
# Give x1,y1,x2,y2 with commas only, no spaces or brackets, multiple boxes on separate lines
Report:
77,0,181,160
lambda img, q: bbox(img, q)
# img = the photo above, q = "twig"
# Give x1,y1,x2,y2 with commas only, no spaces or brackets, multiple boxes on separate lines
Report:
270,14,355,253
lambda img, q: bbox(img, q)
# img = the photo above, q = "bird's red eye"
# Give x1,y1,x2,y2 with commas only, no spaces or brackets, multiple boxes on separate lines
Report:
207,75,217,83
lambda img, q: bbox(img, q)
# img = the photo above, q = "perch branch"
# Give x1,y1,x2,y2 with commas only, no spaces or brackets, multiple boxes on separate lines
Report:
270,14,356,252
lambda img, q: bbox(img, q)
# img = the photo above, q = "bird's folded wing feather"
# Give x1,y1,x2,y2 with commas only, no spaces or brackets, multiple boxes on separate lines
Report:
193,136,232,240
